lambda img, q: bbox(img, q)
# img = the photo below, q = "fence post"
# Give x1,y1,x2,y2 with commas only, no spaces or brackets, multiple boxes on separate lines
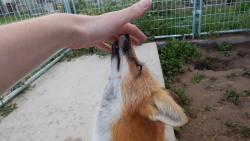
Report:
71,0,77,14
197,0,203,37
63,0,72,13
192,0,197,39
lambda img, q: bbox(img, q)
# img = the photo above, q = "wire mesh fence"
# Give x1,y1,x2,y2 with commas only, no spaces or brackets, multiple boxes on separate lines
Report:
200,0,250,35
1,0,249,38
71,0,195,38
71,0,249,38
0,0,66,25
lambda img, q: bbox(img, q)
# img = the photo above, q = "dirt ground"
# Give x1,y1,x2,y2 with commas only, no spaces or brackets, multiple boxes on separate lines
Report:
174,41,250,141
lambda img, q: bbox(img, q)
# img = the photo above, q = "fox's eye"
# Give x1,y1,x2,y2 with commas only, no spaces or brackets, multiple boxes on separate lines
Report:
137,65,142,75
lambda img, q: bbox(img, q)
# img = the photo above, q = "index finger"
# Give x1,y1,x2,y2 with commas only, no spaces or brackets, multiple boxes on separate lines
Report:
120,23,147,42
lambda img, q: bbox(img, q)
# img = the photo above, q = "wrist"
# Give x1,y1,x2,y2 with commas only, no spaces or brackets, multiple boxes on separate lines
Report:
47,13,83,50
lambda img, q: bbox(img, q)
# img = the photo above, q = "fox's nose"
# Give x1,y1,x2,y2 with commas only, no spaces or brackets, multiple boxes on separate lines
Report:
119,34,131,54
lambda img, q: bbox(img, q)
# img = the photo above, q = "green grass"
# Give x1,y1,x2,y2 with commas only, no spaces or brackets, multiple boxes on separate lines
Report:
205,85,213,90
217,41,232,56
159,39,202,117
203,105,211,111
209,76,218,82
242,90,250,96
0,98,17,117
0,14,40,25
0,15,22,24
159,38,202,83
226,72,238,79
242,68,250,79
221,121,250,136
167,85,195,117
224,90,241,104
192,72,205,83
61,48,110,61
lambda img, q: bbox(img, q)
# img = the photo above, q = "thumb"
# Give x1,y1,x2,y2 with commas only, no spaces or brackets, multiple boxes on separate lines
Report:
102,0,152,26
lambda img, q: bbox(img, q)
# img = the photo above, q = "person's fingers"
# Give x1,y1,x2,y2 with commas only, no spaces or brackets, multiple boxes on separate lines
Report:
102,0,152,27
120,23,147,42
106,36,119,43
95,42,112,52
129,35,140,45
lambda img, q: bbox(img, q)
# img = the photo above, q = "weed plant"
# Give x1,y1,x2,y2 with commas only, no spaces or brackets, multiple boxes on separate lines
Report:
217,41,232,56
226,72,237,79
192,72,205,83
242,68,250,79
224,90,241,104
209,76,218,82
0,98,17,117
221,121,250,136
159,38,202,83
242,90,250,96
205,85,213,90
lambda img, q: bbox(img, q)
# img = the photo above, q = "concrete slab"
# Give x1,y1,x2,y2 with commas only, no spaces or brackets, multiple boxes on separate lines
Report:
157,35,250,47
0,42,164,141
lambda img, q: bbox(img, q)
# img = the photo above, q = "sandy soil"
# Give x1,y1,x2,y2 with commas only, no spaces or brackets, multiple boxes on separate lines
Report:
175,42,250,141
0,42,165,141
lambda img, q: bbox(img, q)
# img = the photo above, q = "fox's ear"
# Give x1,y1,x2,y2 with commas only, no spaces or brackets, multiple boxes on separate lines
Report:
150,90,189,127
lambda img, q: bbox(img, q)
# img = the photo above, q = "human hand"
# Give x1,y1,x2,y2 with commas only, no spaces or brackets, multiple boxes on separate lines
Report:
67,0,152,51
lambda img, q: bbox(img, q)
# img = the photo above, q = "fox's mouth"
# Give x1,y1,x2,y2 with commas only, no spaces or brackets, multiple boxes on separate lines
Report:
111,34,132,72
111,39,120,71
111,34,143,76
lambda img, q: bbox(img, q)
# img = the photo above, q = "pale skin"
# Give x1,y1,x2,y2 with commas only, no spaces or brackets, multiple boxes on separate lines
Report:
0,0,152,95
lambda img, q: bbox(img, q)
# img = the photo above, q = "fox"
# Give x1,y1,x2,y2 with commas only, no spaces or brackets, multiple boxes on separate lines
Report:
93,34,189,141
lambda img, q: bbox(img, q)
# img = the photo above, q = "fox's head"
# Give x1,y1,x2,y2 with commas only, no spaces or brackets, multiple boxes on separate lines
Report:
111,34,144,79
110,34,188,131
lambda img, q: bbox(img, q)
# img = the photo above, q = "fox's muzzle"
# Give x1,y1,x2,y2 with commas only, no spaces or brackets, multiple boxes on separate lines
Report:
111,34,131,58
111,34,143,77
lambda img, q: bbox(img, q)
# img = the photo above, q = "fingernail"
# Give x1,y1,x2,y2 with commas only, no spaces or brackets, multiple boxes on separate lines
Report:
140,0,151,9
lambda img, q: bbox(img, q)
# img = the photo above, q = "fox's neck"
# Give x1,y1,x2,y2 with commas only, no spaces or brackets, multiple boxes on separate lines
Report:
109,74,165,141
111,112,165,141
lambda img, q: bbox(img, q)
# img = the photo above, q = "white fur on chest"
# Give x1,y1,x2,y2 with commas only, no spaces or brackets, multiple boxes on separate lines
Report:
93,77,122,141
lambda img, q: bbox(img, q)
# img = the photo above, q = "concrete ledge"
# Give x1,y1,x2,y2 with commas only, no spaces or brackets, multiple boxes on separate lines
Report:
157,35,250,47
0,42,164,141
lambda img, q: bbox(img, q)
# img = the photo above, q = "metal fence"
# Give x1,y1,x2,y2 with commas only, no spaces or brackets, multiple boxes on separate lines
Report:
1,0,249,36
70,0,250,38
0,0,249,103
200,0,250,35
0,0,69,24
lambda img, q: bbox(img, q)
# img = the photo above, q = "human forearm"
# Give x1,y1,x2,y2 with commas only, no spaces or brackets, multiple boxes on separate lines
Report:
0,13,79,94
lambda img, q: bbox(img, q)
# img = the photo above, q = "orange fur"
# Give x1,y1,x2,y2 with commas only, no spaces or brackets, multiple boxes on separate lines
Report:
109,35,188,141
111,113,165,141
111,65,166,141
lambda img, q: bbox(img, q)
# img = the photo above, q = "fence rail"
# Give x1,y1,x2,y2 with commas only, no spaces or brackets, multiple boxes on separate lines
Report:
0,0,249,100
